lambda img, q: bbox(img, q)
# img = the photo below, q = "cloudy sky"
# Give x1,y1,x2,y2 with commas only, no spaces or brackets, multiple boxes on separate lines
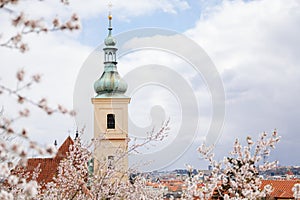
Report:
1,0,300,171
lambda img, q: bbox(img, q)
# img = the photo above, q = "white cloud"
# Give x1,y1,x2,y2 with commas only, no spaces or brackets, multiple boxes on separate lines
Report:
185,0,300,166
0,19,92,145
69,0,190,20
0,0,190,169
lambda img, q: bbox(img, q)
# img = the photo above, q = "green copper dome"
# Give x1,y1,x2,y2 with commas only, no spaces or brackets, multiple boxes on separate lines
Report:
94,13,128,98
94,64,127,96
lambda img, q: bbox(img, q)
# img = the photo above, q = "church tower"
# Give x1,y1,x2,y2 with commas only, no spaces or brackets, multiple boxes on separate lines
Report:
92,12,130,179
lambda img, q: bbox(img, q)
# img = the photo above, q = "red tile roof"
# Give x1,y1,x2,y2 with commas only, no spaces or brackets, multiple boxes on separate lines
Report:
56,136,73,159
17,136,74,186
261,179,300,199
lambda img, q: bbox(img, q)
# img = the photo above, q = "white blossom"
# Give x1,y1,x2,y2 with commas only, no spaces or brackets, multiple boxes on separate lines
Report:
0,190,13,200
23,181,38,197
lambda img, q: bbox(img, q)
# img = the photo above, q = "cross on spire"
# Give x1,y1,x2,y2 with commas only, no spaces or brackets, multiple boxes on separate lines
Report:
108,1,113,17
108,2,113,11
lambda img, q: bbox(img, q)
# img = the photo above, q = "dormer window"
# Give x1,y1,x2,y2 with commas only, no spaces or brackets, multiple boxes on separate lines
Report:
107,114,115,129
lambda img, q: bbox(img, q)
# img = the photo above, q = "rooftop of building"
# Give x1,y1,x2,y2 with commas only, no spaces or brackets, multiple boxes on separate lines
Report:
15,136,74,186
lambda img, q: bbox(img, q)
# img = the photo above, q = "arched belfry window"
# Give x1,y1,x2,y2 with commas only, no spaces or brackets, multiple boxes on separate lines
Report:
108,52,113,61
107,114,115,129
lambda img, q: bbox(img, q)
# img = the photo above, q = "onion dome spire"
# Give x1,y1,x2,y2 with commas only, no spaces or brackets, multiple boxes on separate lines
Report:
94,12,128,98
